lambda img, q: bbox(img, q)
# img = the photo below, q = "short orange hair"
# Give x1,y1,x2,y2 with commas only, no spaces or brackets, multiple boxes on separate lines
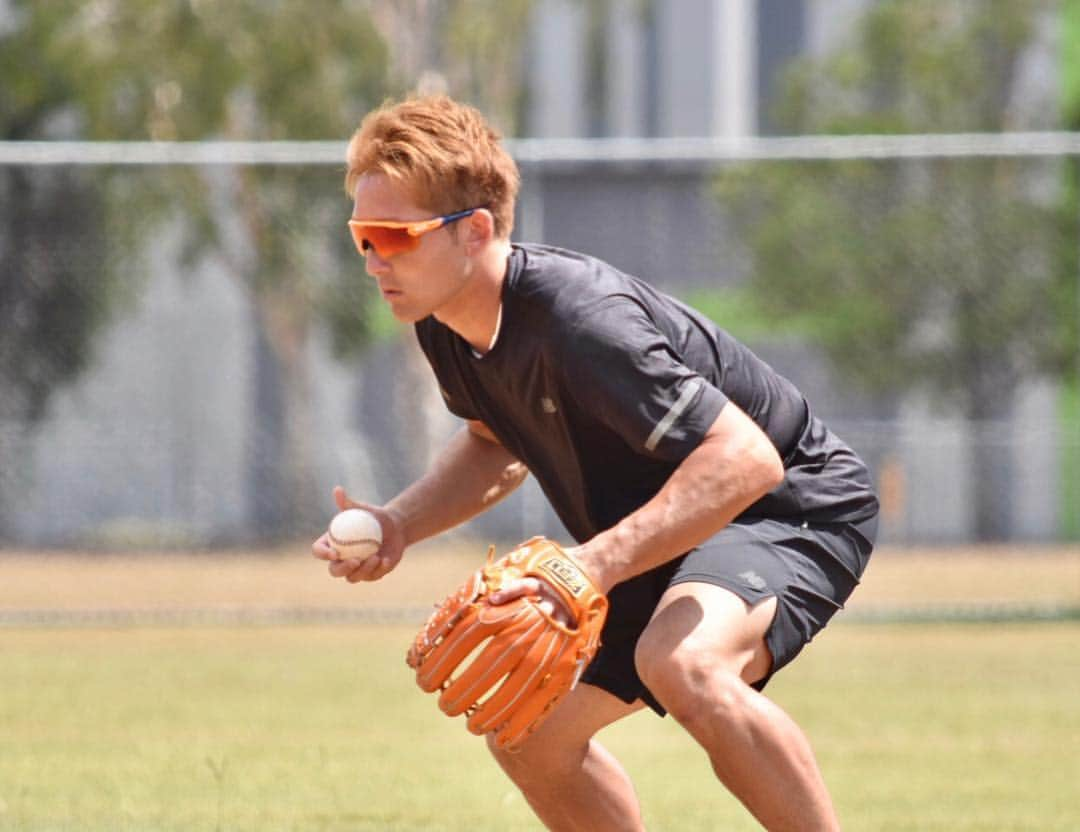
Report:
345,95,520,239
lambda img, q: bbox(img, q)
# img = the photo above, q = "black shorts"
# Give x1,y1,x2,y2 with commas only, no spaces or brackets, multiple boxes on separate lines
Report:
579,514,877,715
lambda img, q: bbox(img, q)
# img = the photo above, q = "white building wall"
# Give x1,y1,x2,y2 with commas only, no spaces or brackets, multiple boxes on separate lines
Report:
713,0,757,137
654,0,715,136
606,0,648,136
527,0,589,137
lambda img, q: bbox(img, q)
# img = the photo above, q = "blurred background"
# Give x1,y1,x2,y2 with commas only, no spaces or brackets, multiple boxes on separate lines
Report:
4,5,1080,830
1,0,1079,550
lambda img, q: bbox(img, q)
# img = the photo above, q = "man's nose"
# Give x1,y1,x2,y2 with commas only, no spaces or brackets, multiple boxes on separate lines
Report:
364,248,391,277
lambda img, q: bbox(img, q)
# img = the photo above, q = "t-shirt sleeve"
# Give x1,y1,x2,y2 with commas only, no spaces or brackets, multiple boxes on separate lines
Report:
563,296,728,461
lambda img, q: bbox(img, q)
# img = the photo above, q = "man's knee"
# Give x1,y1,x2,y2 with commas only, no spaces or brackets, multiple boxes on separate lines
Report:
641,647,775,755
486,726,589,790
634,585,776,713
634,602,775,728
635,631,746,726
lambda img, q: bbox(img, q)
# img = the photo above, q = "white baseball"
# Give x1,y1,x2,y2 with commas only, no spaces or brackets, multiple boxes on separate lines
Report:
328,508,383,560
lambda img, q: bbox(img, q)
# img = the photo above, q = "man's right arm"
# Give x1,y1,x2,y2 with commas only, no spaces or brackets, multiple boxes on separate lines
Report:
314,420,527,583
387,420,526,546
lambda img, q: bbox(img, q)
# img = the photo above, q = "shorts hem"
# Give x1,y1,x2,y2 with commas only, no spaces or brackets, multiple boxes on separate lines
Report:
579,669,664,715
667,572,782,690
667,572,776,606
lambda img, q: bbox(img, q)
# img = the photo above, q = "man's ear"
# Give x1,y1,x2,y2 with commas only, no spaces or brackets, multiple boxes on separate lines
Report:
462,208,495,253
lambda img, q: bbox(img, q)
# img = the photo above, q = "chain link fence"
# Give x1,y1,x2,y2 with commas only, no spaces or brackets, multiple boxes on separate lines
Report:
1,139,1078,548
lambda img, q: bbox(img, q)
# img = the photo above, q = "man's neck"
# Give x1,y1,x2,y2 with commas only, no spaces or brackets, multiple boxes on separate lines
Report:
434,241,512,355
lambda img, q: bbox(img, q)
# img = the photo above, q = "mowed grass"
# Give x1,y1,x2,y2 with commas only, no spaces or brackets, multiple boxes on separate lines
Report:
2,619,1078,831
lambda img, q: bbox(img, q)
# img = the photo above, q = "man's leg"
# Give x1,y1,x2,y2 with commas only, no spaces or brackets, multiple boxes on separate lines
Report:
634,582,840,832
486,682,646,832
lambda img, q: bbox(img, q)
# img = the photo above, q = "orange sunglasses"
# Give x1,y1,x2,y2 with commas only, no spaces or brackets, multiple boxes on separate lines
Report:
347,208,479,258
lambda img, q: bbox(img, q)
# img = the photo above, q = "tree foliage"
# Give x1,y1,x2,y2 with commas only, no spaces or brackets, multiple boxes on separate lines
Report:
714,0,1072,540
0,0,537,538
716,0,1073,409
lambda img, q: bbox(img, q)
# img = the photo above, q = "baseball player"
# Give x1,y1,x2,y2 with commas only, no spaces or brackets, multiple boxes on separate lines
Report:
312,94,879,831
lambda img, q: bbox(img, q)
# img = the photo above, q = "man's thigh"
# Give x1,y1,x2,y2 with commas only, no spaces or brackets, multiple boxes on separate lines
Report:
666,518,867,688
640,582,779,687
580,517,871,711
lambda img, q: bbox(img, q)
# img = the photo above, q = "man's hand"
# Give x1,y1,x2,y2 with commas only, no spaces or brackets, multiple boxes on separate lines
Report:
311,486,406,582
487,540,616,626
488,576,574,627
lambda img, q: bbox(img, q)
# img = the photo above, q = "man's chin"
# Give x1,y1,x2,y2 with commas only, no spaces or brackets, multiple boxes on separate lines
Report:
387,304,424,324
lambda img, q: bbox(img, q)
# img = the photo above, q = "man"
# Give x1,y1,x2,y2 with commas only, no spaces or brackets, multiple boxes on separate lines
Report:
311,94,879,831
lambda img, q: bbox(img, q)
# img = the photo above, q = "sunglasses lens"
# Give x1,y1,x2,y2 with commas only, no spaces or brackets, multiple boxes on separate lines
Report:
349,224,420,258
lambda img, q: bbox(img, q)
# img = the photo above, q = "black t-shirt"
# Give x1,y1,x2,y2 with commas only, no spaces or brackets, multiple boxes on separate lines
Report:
415,244,879,543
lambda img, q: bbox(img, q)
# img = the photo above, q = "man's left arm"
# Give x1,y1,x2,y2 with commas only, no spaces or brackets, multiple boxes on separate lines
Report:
570,401,783,593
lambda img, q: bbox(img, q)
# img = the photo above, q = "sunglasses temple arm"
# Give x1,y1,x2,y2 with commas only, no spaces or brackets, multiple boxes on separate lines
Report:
407,217,446,236
441,208,477,225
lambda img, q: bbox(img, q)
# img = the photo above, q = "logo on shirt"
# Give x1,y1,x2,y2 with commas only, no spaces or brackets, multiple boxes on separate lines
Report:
738,570,768,591
541,396,558,414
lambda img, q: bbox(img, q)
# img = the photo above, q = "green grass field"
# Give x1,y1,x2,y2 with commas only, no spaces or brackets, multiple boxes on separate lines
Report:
2,547,1079,830
2,621,1078,831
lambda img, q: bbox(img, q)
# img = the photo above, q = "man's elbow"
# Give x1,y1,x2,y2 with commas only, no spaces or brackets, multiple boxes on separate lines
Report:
703,404,785,501
750,439,785,497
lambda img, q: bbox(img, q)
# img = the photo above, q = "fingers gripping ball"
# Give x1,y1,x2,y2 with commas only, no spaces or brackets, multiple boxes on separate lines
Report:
406,537,608,751
328,509,382,560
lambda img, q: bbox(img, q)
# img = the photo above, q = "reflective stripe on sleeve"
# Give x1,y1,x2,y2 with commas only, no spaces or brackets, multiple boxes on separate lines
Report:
644,378,702,452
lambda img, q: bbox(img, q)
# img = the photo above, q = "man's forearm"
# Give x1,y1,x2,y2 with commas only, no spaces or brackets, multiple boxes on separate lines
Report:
386,424,527,547
575,404,784,592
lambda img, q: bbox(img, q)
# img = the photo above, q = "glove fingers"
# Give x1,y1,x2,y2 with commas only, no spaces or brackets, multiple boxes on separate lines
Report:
493,613,608,750
409,539,611,754
439,607,546,716
406,571,484,671
466,625,568,737
495,653,577,750
416,599,533,693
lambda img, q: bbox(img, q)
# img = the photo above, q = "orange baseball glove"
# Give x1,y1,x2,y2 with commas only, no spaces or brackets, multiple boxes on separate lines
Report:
406,537,608,751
